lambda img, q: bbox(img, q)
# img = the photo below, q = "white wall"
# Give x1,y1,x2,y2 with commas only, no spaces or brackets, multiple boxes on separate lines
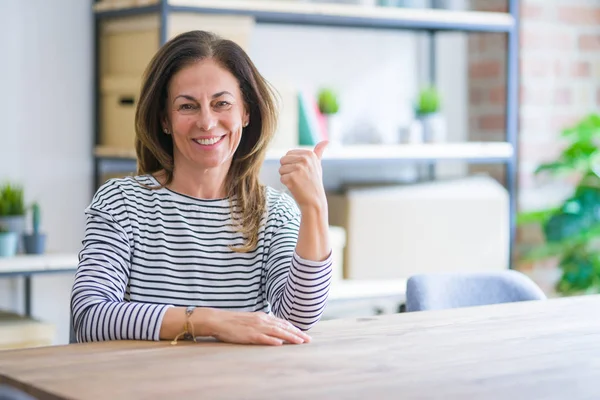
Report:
0,1,465,345
0,0,93,344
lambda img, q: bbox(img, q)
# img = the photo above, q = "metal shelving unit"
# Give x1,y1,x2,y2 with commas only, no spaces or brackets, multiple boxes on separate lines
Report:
92,0,520,263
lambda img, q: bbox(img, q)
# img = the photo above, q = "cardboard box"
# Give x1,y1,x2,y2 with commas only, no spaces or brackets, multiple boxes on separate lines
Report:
327,176,509,280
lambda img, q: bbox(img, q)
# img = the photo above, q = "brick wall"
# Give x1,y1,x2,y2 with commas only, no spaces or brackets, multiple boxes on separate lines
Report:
468,0,600,292
519,0,600,196
467,0,508,183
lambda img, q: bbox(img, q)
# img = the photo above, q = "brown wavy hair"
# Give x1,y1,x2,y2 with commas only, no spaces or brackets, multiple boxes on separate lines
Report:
134,31,277,252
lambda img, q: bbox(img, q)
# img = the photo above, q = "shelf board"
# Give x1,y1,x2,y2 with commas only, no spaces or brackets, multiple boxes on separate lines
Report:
264,142,513,162
0,254,79,277
94,0,515,33
95,142,513,165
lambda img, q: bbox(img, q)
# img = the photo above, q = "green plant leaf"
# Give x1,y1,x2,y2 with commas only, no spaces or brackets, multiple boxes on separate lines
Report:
523,113,600,295
0,183,25,216
561,113,600,142
516,207,559,225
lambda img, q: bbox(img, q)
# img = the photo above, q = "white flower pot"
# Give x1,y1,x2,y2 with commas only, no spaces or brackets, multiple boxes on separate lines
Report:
417,113,447,143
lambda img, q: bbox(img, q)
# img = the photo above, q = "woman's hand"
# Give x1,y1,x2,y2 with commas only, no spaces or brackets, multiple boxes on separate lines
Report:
279,141,329,211
201,309,312,346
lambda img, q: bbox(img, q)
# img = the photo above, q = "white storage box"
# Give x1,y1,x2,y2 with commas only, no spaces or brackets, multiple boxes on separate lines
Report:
329,225,346,282
327,176,509,280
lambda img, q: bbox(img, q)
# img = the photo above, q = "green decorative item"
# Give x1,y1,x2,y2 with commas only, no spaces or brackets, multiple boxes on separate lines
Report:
317,88,340,115
517,113,600,295
23,202,46,255
415,86,441,116
0,183,26,253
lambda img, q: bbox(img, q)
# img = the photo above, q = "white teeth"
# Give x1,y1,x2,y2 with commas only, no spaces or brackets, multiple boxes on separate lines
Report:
194,136,221,145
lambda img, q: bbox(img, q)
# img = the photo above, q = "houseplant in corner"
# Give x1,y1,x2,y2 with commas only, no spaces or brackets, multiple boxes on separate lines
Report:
317,87,341,146
0,183,26,253
414,86,446,143
0,223,18,257
23,202,46,255
517,113,600,296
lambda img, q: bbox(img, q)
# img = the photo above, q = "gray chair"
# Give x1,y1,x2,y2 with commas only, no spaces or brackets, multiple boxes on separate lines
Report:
0,385,38,400
405,270,547,312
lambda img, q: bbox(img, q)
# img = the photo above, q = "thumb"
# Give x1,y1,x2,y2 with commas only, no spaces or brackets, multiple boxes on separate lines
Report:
313,140,329,160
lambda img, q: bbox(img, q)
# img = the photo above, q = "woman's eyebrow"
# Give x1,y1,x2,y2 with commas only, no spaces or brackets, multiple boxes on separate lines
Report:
212,91,233,98
173,92,233,103
173,94,197,103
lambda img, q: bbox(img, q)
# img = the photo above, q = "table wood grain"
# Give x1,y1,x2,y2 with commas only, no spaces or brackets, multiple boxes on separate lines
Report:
1,295,599,400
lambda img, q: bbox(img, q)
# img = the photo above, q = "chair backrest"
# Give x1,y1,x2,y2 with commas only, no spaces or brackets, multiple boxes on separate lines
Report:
0,385,38,400
405,270,546,312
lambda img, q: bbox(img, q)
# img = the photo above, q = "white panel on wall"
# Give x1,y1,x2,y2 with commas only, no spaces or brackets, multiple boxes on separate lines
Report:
0,0,93,345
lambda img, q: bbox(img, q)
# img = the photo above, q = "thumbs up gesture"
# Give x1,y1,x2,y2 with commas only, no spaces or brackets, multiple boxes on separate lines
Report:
279,141,329,211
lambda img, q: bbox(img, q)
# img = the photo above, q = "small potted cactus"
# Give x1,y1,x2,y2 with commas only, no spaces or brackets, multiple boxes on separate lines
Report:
23,202,46,255
0,223,18,257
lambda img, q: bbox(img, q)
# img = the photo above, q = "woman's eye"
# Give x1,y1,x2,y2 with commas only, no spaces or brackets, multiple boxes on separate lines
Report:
216,101,231,108
179,104,197,111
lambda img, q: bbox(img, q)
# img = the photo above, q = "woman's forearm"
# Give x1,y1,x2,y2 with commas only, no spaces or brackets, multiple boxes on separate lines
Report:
295,203,331,261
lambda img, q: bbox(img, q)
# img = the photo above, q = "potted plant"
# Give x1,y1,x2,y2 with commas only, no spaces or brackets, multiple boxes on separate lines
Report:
317,87,342,146
23,202,46,255
517,113,600,296
0,223,18,258
0,183,25,253
414,86,446,143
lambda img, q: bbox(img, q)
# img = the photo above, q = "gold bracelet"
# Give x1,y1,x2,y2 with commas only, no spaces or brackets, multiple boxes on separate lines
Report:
171,306,197,345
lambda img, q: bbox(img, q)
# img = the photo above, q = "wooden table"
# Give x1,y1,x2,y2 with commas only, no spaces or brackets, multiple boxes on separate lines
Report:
1,295,599,400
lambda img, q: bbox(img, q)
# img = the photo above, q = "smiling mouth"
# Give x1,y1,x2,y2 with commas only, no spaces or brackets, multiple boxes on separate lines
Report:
192,135,225,146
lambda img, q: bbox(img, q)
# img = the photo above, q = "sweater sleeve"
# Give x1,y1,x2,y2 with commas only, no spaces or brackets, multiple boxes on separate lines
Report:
264,195,333,331
70,181,171,342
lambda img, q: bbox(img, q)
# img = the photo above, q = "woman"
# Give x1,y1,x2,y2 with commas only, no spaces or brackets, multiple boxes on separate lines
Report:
71,31,332,346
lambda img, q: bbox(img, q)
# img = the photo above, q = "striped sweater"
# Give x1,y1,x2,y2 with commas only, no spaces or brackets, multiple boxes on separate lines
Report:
71,175,332,342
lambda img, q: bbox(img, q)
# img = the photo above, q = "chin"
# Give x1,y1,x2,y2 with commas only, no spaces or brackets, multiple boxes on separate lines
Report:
193,155,230,170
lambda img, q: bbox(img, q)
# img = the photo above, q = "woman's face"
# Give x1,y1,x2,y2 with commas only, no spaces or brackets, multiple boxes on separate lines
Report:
164,58,249,174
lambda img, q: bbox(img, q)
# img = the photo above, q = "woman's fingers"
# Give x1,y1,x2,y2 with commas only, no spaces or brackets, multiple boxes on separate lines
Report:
279,163,301,176
276,320,312,343
280,154,308,165
255,334,284,346
267,316,312,343
267,325,306,344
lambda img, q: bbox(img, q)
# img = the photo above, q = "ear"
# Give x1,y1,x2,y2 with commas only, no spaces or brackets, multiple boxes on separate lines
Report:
242,109,250,127
161,115,170,134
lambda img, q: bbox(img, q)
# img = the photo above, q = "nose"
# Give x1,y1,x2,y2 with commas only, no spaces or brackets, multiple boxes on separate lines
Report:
196,108,217,131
